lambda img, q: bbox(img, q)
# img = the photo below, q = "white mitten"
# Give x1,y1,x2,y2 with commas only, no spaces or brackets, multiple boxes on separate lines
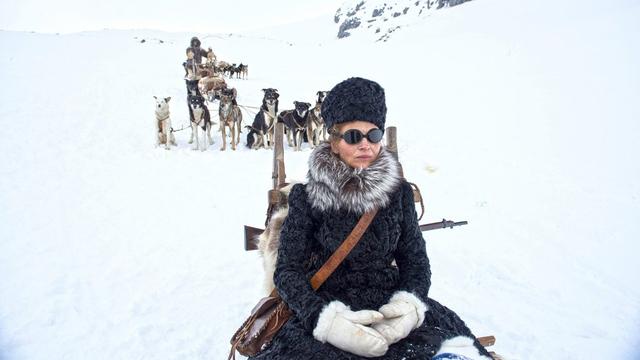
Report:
313,300,388,357
372,291,428,344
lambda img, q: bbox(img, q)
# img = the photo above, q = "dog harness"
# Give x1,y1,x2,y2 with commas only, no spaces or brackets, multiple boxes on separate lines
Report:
156,112,170,122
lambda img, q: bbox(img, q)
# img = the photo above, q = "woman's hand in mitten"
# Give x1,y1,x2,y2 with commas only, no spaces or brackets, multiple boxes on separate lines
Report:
312,301,388,357
372,291,428,344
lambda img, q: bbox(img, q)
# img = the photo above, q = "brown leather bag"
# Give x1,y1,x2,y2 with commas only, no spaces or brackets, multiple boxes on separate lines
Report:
228,209,379,360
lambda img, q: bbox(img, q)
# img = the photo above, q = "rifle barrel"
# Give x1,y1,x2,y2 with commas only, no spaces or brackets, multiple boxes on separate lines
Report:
419,219,468,232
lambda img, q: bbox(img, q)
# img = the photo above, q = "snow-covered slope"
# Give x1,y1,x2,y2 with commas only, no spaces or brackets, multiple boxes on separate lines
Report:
334,0,474,40
1,0,639,359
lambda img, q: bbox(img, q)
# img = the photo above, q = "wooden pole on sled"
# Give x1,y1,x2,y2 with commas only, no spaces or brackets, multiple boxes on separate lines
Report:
267,123,286,212
385,126,399,162
386,126,425,214
245,123,286,251
274,122,286,189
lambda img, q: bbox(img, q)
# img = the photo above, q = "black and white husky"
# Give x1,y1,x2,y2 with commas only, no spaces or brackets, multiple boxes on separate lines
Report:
154,96,176,149
246,88,279,149
186,80,213,151
279,101,311,151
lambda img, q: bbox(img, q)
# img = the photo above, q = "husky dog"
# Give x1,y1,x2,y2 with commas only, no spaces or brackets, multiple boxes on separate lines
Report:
218,89,242,151
228,63,238,79
316,90,328,104
245,125,263,149
246,88,279,149
238,63,248,80
228,88,243,144
279,101,311,151
307,91,328,148
154,96,176,149
186,80,213,151
257,183,295,294
198,76,227,102
228,63,248,79
216,61,231,77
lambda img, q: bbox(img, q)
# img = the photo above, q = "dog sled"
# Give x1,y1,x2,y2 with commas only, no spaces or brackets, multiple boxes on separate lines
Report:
242,123,502,359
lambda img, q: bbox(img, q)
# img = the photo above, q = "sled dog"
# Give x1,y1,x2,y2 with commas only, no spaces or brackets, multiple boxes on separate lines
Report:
307,91,328,148
154,96,176,149
218,89,242,151
186,80,213,151
279,101,311,151
246,88,279,149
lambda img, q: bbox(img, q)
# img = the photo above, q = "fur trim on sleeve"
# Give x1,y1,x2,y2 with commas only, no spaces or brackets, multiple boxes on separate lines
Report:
389,290,428,327
312,300,348,343
436,336,493,360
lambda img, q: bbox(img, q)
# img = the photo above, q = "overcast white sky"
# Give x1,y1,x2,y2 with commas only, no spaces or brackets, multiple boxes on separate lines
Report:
0,0,343,34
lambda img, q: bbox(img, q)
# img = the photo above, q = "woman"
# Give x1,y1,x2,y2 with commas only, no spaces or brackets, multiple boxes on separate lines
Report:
251,77,492,360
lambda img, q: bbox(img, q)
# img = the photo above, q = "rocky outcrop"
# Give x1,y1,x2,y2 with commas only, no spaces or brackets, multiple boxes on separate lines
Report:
334,0,473,41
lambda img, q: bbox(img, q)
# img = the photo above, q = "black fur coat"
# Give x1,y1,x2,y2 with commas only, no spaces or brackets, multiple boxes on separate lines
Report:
250,143,490,360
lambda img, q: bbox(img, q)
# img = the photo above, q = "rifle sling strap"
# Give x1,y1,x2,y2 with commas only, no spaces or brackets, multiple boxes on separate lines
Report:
309,208,378,290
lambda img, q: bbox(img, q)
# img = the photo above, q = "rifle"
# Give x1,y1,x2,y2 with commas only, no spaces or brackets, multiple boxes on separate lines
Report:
245,219,469,251
419,219,468,232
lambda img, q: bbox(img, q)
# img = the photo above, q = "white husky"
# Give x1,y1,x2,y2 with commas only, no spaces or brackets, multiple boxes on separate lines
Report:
154,96,176,149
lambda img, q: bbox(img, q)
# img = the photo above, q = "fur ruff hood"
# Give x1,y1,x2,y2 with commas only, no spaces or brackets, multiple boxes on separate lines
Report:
306,142,402,214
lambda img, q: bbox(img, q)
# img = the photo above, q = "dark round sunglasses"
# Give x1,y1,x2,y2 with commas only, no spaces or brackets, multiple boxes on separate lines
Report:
336,128,384,145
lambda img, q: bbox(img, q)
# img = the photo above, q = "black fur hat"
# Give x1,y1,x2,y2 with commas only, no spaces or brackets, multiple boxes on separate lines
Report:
321,77,387,130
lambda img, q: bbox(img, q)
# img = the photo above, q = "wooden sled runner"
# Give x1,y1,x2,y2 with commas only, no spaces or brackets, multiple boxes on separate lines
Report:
243,123,502,359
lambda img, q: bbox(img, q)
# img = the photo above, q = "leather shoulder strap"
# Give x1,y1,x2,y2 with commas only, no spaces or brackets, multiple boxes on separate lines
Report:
309,209,378,290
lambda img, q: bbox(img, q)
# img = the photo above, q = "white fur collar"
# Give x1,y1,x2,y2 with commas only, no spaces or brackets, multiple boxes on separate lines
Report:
305,142,402,214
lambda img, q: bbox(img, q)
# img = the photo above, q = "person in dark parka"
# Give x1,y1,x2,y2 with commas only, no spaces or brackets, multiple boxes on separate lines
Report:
187,36,207,65
249,77,492,360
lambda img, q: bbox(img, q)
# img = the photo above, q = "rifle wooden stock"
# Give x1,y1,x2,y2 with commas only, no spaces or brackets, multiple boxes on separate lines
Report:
244,225,263,251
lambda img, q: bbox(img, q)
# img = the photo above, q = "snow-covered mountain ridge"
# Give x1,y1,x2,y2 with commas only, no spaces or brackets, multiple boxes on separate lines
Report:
334,0,473,40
